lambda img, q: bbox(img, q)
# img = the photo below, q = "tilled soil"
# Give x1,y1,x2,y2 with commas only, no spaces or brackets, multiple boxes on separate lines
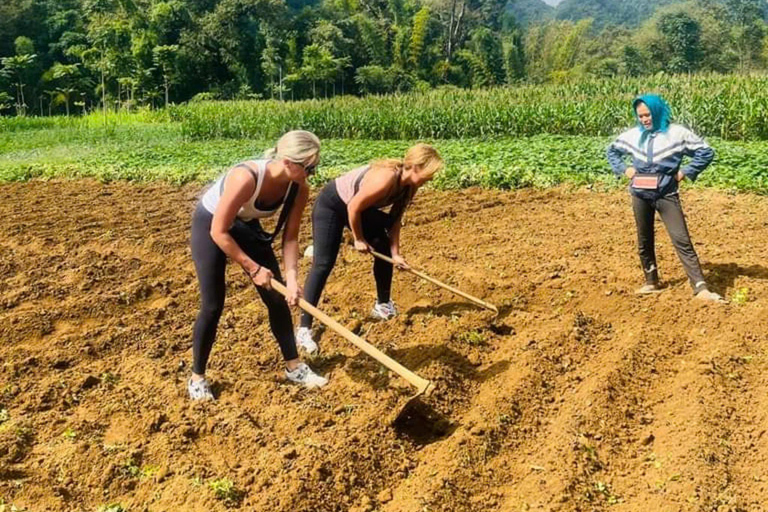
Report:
1,180,768,512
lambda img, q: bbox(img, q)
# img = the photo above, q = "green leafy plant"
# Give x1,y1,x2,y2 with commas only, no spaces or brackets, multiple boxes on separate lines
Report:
731,287,750,304
209,478,243,505
457,330,487,346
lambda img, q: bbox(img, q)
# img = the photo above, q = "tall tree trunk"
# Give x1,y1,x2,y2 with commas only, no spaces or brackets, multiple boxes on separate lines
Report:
19,81,25,114
447,0,456,62
101,67,106,116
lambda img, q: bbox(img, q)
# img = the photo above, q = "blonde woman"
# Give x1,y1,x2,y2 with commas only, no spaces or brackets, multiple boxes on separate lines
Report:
189,130,327,400
297,144,444,353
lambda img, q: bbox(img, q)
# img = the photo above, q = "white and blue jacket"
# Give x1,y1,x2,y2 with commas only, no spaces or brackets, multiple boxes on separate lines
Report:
606,124,715,199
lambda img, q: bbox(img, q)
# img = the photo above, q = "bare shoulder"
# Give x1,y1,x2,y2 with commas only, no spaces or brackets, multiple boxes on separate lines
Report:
224,165,258,195
365,166,399,189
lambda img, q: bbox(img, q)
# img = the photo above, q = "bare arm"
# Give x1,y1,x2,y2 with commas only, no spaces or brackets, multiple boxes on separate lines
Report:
388,217,410,269
390,218,402,255
281,183,309,305
210,166,261,275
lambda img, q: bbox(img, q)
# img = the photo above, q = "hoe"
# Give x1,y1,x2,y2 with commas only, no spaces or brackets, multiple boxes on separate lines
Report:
270,279,434,423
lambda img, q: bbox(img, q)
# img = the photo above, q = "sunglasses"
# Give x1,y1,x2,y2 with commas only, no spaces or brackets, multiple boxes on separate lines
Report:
304,163,317,175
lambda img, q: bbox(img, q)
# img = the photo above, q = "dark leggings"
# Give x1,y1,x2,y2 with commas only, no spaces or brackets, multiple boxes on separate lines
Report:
632,194,707,293
300,182,394,329
190,204,298,375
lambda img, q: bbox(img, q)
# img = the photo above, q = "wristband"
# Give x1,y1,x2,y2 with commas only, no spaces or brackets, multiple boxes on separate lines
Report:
248,265,262,278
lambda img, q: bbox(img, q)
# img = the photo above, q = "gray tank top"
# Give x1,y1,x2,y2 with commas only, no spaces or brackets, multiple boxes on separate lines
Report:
335,165,370,204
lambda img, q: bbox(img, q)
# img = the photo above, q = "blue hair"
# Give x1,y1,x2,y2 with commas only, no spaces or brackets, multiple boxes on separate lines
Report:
633,94,672,146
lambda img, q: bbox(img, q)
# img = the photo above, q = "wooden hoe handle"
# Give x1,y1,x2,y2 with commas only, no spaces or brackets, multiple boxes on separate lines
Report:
370,251,499,314
270,279,432,394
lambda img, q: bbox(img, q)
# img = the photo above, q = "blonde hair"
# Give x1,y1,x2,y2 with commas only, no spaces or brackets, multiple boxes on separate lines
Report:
369,158,403,175
368,144,443,179
404,143,443,179
264,130,321,166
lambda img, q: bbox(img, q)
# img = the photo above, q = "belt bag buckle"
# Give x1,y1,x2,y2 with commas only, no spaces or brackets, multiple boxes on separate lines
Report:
632,174,660,190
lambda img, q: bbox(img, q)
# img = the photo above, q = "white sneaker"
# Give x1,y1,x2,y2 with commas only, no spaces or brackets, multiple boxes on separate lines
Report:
695,289,726,303
371,299,397,320
635,283,663,295
188,377,215,400
296,327,318,355
285,363,328,389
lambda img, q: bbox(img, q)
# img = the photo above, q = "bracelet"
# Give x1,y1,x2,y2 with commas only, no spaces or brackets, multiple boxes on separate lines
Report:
248,265,262,277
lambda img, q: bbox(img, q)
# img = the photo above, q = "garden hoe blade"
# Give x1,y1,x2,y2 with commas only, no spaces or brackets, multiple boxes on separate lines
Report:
270,279,436,425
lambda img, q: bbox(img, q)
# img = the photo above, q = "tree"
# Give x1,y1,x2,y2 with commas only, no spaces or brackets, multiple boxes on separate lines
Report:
468,27,505,84
153,44,179,107
409,7,430,69
46,62,81,115
0,91,13,112
620,44,644,76
355,64,389,94
301,44,339,98
355,14,389,66
1,52,37,116
657,11,703,73
726,0,766,71
503,31,525,82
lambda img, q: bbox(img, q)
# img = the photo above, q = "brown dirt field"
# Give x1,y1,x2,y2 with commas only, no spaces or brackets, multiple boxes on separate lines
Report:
1,180,768,512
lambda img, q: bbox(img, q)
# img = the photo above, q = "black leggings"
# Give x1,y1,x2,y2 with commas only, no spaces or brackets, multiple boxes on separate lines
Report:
632,194,707,293
190,204,298,375
301,182,394,329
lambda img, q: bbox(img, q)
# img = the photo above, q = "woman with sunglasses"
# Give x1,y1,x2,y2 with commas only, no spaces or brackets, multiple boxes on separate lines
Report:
188,130,327,400
607,94,724,302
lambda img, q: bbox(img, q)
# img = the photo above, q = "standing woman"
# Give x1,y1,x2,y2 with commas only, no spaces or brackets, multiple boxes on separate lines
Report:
606,94,723,302
296,144,444,353
188,130,327,400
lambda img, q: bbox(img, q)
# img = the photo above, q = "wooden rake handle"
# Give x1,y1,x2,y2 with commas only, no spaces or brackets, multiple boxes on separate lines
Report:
370,251,499,314
270,279,433,395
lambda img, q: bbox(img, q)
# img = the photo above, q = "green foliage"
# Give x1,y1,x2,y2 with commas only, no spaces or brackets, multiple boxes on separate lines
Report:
409,7,430,69
457,330,488,346
657,12,703,73
209,478,243,505
3,75,768,195
2,113,768,195
731,287,750,304
355,15,388,66
1,0,768,109
172,74,768,141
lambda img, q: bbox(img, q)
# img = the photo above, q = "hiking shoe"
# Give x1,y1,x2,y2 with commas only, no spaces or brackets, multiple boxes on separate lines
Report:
188,377,215,400
296,327,318,355
285,363,328,389
371,299,397,320
635,284,663,295
695,289,726,303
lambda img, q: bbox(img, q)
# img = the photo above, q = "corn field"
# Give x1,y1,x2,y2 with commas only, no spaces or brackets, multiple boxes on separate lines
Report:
171,74,768,141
